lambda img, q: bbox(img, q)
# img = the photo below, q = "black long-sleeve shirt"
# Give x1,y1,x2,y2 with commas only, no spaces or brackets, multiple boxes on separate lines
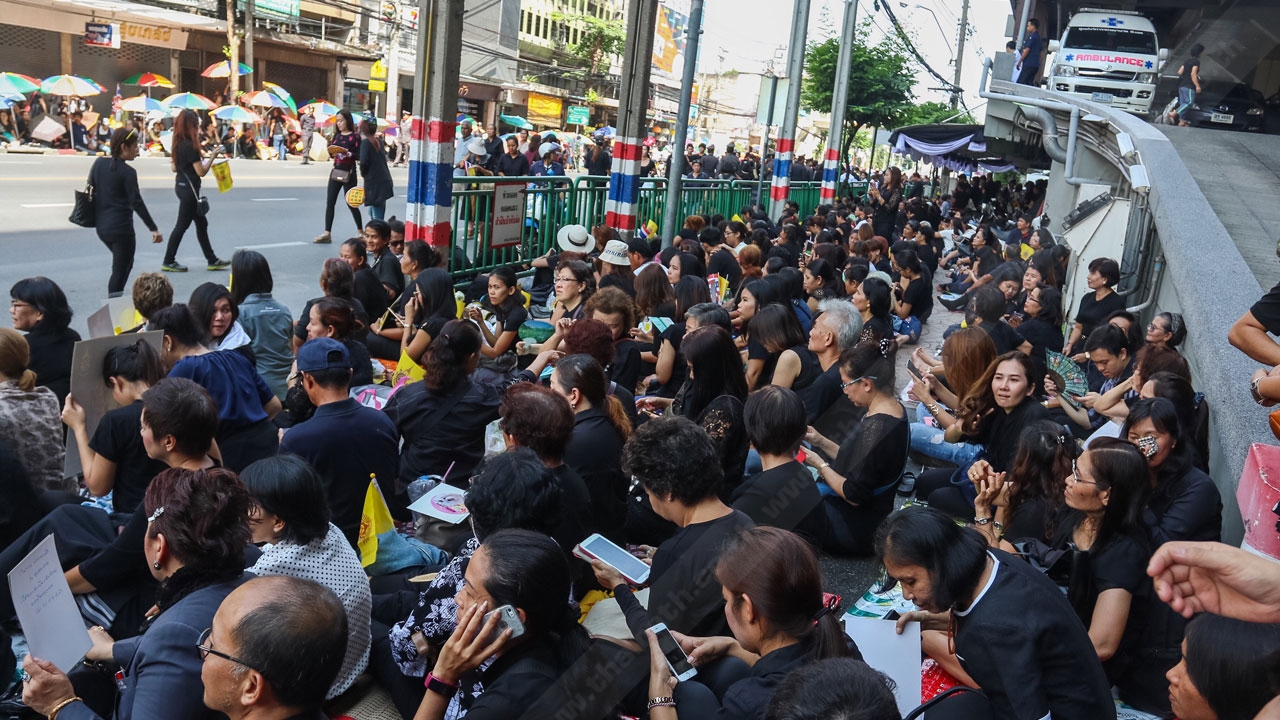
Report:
89,157,158,236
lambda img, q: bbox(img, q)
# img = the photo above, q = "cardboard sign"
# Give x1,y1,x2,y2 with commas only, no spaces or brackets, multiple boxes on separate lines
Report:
844,616,922,716
63,331,163,478
408,483,470,524
8,535,92,672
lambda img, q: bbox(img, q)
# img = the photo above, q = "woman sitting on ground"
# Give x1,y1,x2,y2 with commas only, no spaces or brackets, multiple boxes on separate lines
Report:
652,527,857,720
9,277,80,406
1146,312,1187,352
229,250,294,400
467,266,526,382
21,467,253,720
749,304,817,391
0,327,67,495
852,276,895,345
584,286,642,393
801,340,908,556
369,240,440,361
907,328,998,469
240,455,372,699
293,256,370,353
548,259,595,325
882,506,1116,720
1165,613,1280,720
1122,397,1222,545
62,340,168,513
648,276,711,398
149,304,281,472
968,420,1073,549
189,282,251,356
338,239,386,329
762,657,900,720
802,258,842,314
399,264,458,366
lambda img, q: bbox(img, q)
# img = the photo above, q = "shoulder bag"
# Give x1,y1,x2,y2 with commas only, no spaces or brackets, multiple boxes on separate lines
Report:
69,163,97,228
180,168,210,217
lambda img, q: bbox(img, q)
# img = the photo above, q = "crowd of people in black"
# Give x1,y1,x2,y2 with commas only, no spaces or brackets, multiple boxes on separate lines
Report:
0,164,1274,720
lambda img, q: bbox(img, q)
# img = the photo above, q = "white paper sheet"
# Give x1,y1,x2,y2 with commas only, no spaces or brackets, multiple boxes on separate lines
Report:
407,483,470,524
843,615,922,716
7,535,92,672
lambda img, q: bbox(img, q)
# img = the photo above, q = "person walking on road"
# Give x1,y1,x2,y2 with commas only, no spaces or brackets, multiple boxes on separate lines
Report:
1016,18,1044,86
315,110,362,244
299,106,316,165
89,128,163,296
269,109,288,161
1172,43,1204,127
358,118,394,221
394,110,411,167
162,109,228,273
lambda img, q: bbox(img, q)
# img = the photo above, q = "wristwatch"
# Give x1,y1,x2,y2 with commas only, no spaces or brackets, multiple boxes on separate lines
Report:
973,516,992,526
425,672,458,697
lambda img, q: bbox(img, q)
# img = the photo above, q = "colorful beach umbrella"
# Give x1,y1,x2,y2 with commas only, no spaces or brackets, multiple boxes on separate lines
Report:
243,90,289,111
201,61,254,78
300,100,339,117
212,105,262,123
499,113,533,130
0,72,40,95
262,82,297,114
41,74,102,96
123,72,174,88
120,94,166,113
162,92,216,110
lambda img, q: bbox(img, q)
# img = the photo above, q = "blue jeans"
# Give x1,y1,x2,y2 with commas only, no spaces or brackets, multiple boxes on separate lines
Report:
909,420,983,466
368,202,386,220
274,135,287,160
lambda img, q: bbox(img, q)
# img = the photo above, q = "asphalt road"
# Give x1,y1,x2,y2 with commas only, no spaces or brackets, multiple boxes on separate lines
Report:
0,154,410,336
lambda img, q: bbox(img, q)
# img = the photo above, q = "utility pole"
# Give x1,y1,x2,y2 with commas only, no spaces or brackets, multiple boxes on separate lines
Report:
820,0,857,205
604,0,658,240
767,0,811,221
404,0,465,246
387,21,400,116
226,1,240,99
245,0,255,81
952,0,969,110
659,0,704,248
755,73,778,208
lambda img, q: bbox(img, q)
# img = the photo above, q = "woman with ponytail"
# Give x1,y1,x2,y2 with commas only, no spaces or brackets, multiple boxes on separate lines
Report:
385,319,504,495
62,340,168,511
802,339,908,556
0,327,66,494
646,527,857,720
552,353,631,543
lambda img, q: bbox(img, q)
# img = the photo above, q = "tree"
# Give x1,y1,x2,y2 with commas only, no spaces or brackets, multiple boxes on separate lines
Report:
801,22,914,168
900,101,974,127
550,12,626,77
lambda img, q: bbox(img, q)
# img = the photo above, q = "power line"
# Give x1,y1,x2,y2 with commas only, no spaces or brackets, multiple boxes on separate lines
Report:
875,0,971,113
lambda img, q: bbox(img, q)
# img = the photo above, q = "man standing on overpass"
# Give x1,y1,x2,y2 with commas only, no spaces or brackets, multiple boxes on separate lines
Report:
1016,19,1044,86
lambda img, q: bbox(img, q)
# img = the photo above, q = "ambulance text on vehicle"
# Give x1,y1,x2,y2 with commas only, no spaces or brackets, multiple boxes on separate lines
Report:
1047,9,1168,115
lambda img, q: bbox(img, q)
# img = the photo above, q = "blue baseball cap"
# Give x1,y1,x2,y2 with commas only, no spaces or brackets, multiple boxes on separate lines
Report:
296,338,351,373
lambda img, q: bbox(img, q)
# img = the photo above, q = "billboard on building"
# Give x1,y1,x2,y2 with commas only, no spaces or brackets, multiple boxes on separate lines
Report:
84,22,121,48
527,92,563,127
653,0,689,74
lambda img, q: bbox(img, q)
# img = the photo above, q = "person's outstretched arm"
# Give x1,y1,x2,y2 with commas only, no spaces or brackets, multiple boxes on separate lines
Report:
1148,541,1280,622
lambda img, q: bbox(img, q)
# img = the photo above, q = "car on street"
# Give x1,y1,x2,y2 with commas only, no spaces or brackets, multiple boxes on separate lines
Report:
1180,82,1267,132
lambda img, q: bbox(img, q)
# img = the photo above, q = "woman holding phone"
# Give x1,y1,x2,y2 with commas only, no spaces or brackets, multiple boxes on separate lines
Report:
162,109,228,273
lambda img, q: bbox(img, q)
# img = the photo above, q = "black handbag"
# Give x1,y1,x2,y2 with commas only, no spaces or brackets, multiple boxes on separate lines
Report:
330,167,351,184
69,169,95,228
181,169,210,217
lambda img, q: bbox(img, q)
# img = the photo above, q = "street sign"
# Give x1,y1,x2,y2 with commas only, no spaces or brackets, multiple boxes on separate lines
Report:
491,182,526,248
84,23,121,48
754,76,788,125
369,80,386,92
566,105,589,125
371,60,388,80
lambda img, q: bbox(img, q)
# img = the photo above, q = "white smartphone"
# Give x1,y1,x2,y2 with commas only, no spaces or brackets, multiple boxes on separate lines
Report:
573,533,652,585
482,604,525,644
649,623,697,682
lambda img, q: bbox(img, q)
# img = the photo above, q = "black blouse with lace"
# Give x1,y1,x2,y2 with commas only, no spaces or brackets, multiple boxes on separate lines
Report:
671,390,749,497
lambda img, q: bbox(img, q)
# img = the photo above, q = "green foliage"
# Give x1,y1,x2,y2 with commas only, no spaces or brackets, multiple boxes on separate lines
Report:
550,12,626,76
900,101,974,126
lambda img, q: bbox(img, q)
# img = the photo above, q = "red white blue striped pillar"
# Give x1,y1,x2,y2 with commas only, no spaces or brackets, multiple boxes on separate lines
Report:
405,116,456,247
605,136,642,234
769,137,795,211
819,146,840,203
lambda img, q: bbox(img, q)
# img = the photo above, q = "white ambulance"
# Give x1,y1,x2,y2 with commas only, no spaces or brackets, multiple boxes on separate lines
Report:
1047,9,1168,116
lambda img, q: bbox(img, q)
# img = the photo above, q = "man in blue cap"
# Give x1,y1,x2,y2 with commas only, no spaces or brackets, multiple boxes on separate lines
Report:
280,338,400,548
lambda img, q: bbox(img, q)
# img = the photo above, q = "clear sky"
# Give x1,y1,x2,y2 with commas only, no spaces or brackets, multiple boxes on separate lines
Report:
698,0,1015,120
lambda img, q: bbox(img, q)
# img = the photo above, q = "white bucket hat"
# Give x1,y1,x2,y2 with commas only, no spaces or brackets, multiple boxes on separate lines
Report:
557,224,592,253
599,240,630,266
466,137,488,158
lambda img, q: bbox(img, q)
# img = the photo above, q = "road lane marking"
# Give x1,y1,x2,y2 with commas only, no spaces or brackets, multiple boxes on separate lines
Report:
0,160,40,165
234,241,307,249
20,202,74,208
251,197,299,202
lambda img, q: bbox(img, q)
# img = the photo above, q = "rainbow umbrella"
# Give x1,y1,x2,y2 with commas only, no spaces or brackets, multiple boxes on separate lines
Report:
212,105,262,123
162,92,216,110
0,72,40,95
202,61,254,78
41,74,102,96
120,94,166,113
243,90,289,111
300,100,339,117
123,72,175,88
262,82,297,115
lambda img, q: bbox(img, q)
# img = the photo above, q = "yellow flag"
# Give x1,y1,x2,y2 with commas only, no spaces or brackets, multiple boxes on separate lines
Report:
358,476,395,568
392,347,426,386
211,159,233,193
731,213,742,222
645,219,659,237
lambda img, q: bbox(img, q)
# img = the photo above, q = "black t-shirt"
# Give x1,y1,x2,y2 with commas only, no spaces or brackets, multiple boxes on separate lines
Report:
352,268,387,326
980,319,1024,355
731,460,827,548
655,322,688,398
953,550,1116,720
915,242,939,278
563,408,628,544
90,402,168,513
610,339,642,393
794,364,842,423
493,301,528,333
598,272,635,297
901,277,933,323
822,412,908,555
1250,279,1280,336
1072,290,1126,352
974,396,1050,473
707,248,743,294
1178,57,1200,88
384,378,503,489
1017,316,1063,356
173,140,202,191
